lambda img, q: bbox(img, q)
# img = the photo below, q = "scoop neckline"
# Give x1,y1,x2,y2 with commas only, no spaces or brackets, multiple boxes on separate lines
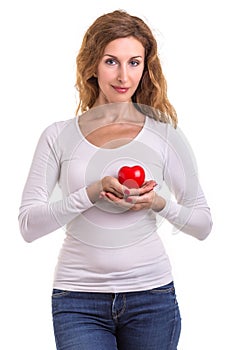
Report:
74,115,148,151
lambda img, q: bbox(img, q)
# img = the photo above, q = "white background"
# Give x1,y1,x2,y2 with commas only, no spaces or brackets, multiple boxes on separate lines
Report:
0,0,244,349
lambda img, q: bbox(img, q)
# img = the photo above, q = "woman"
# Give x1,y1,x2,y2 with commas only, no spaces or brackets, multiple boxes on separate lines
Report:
18,10,212,350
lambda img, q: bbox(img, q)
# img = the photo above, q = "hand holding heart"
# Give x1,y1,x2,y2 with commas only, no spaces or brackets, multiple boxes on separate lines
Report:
100,166,165,212
101,165,146,197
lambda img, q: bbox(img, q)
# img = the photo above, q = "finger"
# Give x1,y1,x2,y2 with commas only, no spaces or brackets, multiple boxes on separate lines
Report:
130,199,154,211
100,191,120,201
127,191,155,208
99,191,106,199
124,187,140,197
113,189,124,198
111,182,128,198
141,180,157,189
130,203,148,211
106,187,124,198
105,192,133,209
128,182,156,197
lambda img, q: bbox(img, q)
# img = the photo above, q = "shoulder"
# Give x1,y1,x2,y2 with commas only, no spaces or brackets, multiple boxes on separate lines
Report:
145,116,171,141
38,117,85,158
146,117,190,146
145,117,195,159
38,117,78,147
41,118,74,139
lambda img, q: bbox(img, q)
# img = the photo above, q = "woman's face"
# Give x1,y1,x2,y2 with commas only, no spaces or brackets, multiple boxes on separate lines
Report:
95,36,145,105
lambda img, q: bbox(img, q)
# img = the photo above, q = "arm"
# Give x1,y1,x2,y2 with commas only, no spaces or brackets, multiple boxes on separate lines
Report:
18,122,94,243
158,125,213,240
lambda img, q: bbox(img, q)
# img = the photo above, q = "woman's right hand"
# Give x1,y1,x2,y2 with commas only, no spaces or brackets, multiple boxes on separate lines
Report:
86,176,126,204
101,176,125,199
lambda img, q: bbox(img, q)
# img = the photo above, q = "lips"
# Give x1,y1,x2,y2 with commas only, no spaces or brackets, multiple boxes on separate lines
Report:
112,86,129,93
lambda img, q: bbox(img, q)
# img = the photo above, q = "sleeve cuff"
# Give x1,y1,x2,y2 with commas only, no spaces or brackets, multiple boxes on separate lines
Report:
79,187,94,210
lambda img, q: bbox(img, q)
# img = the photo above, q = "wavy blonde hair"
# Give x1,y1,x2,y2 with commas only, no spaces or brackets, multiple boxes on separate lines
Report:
76,10,178,127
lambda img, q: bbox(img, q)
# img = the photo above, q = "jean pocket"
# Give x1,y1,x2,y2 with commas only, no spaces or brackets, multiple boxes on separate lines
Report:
52,289,71,298
149,281,175,294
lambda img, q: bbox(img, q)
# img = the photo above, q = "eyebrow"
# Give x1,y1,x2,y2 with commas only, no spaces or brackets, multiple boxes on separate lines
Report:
103,54,143,59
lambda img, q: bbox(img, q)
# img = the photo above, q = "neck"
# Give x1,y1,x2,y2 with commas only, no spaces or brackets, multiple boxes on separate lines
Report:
90,102,144,124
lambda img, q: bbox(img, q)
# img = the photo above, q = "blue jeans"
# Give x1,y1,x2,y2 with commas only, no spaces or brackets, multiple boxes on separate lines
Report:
52,281,181,350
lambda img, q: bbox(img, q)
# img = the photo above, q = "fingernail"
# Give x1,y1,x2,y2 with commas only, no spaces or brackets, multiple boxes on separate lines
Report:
124,189,130,195
126,197,132,202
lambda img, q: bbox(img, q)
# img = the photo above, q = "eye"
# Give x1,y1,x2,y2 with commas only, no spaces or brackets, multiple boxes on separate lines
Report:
105,58,117,65
130,60,140,67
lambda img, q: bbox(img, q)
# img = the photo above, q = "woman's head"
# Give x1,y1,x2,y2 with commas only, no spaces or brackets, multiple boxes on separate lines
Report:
76,10,177,127
95,36,146,106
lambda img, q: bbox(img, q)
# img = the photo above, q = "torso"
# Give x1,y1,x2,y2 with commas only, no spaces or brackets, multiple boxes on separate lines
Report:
53,116,173,292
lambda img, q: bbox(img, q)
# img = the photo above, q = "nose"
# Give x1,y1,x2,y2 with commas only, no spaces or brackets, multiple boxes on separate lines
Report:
117,64,128,84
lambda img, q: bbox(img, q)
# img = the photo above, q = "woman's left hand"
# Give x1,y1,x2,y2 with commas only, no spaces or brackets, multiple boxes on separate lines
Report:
100,180,166,212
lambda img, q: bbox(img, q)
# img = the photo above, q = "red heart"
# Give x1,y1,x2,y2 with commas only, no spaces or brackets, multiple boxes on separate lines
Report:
118,165,145,188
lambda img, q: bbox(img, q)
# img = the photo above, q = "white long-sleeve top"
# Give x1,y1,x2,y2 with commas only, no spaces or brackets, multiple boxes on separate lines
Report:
18,116,212,292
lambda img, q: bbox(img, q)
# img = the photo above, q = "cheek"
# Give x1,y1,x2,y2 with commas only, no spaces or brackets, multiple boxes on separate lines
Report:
97,68,114,87
97,72,109,92
136,65,145,80
133,70,144,87
96,63,107,81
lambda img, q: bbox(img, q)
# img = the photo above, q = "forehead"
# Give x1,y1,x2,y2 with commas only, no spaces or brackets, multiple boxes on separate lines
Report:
103,36,145,56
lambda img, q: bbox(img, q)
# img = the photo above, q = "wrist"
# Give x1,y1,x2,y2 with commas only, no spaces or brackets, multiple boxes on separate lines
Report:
152,195,166,212
86,180,103,204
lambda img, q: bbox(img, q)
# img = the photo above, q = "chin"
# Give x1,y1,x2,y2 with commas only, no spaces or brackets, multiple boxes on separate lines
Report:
109,96,133,104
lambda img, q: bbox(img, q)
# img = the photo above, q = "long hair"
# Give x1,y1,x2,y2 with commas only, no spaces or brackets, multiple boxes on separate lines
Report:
75,10,178,127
